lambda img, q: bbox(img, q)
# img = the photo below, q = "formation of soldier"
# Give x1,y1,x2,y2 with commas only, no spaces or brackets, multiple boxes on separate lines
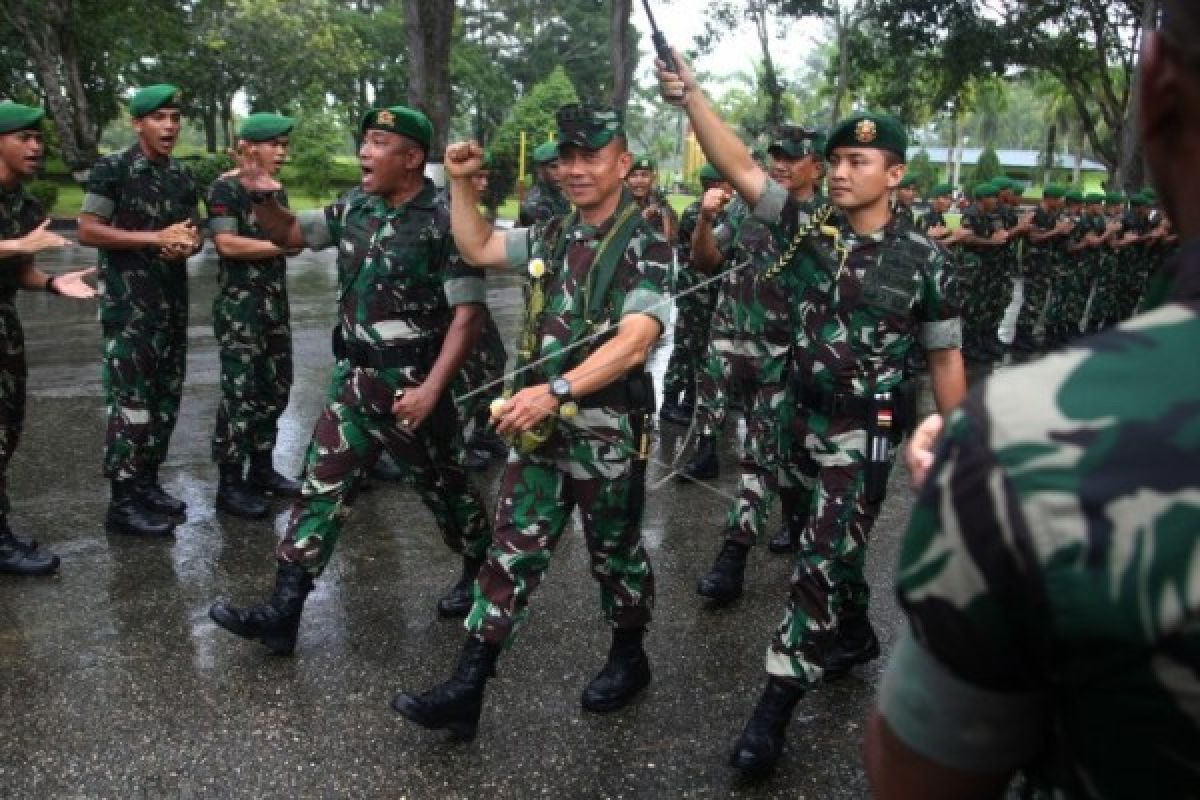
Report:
0,46,1186,785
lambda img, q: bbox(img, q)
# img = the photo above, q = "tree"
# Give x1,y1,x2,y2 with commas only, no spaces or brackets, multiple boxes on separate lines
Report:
405,0,456,161
905,150,937,196
970,147,1002,186
490,66,580,199
609,0,635,113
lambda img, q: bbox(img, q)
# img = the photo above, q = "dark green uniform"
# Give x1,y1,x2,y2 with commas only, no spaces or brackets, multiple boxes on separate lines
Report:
518,180,571,227
1014,204,1065,352
82,145,199,482
275,182,492,574
661,199,721,413
957,202,1002,360
206,177,293,469
0,183,39,514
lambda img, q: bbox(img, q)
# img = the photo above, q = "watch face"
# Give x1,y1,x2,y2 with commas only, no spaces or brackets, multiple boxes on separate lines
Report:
551,377,570,398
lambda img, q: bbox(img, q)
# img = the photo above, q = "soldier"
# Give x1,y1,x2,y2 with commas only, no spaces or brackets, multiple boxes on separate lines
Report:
626,154,678,241
1012,184,1073,354
207,113,302,519
78,84,203,538
917,183,954,240
955,182,1009,362
990,176,1031,359
660,162,729,426
208,105,493,655
0,102,98,574
1113,192,1156,322
393,104,670,739
1057,193,1114,346
894,174,917,226
658,52,966,776
867,6,1200,793
518,141,570,227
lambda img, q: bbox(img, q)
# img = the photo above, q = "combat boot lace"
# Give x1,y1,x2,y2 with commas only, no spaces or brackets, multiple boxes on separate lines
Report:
697,540,748,604
247,453,301,497
215,463,269,519
0,518,59,576
677,434,719,482
208,562,314,655
581,627,651,713
729,676,805,776
392,636,500,740
106,479,175,537
436,556,484,618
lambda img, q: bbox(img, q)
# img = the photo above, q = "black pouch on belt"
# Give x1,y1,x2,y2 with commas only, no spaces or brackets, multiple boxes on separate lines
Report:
863,393,896,504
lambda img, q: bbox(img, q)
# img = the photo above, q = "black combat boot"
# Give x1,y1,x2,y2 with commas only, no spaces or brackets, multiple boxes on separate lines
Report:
208,562,314,655
392,635,501,740
729,676,805,776
436,556,484,618
767,488,805,555
697,540,748,604
247,452,302,497
822,613,881,676
136,468,186,516
0,516,59,576
106,479,175,537
678,434,719,482
215,463,269,519
658,391,692,427
581,626,651,713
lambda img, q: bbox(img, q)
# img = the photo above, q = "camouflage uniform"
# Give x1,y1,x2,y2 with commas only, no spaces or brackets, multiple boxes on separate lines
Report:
879,244,1200,797
1014,205,1065,350
465,191,671,647
917,208,946,235
1114,209,1154,322
276,182,492,575
518,180,571,228
453,308,507,428
1052,212,1100,345
206,177,293,468
749,180,961,684
81,144,199,482
956,203,999,359
661,199,721,411
0,183,39,514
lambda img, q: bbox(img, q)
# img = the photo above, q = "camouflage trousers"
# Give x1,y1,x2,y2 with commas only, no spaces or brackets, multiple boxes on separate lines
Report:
1015,253,1055,345
1049,261,1093,343
102,308,187,481
662,289,716,403
765,409,896,686
276,361,492,576
465,419,655,647
0,309,26,513
211,289,293,465
453,311,507,429
693,335,766,435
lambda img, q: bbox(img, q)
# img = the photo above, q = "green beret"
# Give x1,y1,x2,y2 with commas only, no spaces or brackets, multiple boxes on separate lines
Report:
929,183,953,198
992,176,1014,191
130,84,182,118
1141,187,1157,201
1130,192,1149,207
630,154,656,172
897,175,918,189
238,112,294,142
698,163,722,184
0,102,45,134
1042,184,1066,199
825,112,907,161
1085,192,1106,204
769,125,823,160
1065,190,1085,203
1105,192,1126,204
974,182,998,199
532,141,559,164
360,105,432,149
556,104,624,151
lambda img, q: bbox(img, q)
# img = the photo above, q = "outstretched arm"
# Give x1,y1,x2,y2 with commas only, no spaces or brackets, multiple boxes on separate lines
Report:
445,141,513,269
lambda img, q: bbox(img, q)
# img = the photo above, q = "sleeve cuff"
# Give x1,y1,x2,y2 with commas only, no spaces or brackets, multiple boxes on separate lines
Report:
297,210,332,250
444,275,486,306
751,177,788,225
622,287,670,333
921,317,962,351
503,228,530,269
80,193,114,220
879,630,1047,773
208,217,238,235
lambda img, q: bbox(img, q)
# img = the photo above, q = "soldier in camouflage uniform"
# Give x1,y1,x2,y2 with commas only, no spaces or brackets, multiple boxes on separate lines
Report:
1055,193,1112,346
0,102,98,575
867,14,1200,791
78,84,203,538
955,182,1009,363
1112,192,1156,323
393,105,670,739
626,154,678,242
659,53,967,776
917,183,954,241
518,141,570,227
207,113,303,519
893,174,917,227
1012,185,1073,354
660,162,729,426
208,105,493,656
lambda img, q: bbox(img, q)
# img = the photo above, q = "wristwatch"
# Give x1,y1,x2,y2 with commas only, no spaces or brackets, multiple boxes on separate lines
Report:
549,376,573,403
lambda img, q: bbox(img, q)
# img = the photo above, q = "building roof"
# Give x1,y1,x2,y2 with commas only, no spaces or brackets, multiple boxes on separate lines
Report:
917,147,1107,173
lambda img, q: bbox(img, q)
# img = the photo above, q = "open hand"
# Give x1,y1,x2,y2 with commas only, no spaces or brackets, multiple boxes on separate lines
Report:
224,143,283,193
906,413,944,490
15,220,68,255
49,267,97,299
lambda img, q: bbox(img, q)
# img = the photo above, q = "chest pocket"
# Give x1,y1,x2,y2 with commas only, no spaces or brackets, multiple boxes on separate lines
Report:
861,249,919,316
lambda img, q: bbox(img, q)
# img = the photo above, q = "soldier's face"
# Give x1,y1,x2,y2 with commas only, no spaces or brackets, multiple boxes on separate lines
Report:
625,168,655,199
773,153,820,194
358,130,424,197
471,170,489,194
134,109,182,159
897,187,916,206
826,147,902,211
244,136,289,176
558,141,632,210
0,129,44,180
933,196,951,213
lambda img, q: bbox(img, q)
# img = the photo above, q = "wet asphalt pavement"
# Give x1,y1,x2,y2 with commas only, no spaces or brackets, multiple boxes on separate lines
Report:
0,235,941,799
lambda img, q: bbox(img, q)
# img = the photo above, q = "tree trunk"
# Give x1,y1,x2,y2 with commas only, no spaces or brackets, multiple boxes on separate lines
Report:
831,9,850,126
609,0,635,113
1115,0,1158,191
203,107,218,153
405,0,456,161
949,110,963,188
751,3,783,133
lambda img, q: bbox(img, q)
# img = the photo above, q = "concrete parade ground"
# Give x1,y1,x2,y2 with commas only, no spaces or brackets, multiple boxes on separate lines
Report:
0,236,926,799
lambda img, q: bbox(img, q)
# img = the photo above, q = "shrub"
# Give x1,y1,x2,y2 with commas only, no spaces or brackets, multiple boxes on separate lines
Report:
26,180,59,212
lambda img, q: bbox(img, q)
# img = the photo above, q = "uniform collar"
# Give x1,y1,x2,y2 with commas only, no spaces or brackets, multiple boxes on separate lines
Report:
365,177,438,214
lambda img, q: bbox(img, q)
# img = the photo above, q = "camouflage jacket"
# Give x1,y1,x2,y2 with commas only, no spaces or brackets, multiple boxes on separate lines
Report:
675,200,725,303
0,181,40,311
753,179,961,395
1026,205,1066,260
519,181,571,228
206,176,289,297
636,189,679,241
917,209,946,234
881,239,1200,798
296,180,484,348
81,144,200,324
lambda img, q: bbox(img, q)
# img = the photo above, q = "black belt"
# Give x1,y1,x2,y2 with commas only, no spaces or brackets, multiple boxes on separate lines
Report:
798,384,873,418
577,372,653,412
343,338,434,369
